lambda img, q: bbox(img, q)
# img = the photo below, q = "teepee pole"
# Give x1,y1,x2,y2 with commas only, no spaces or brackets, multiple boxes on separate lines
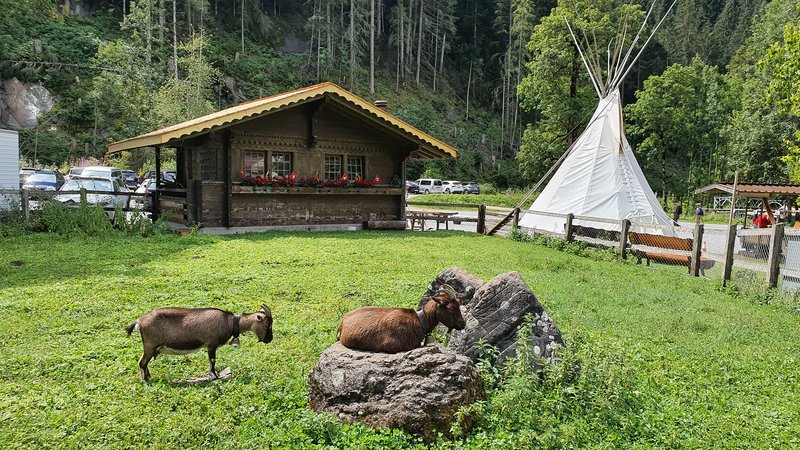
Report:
610,0,657,89
612,0,677,89
566,19,602,98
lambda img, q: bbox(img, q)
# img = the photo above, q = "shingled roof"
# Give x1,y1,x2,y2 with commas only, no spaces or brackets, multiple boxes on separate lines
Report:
107,82,457,160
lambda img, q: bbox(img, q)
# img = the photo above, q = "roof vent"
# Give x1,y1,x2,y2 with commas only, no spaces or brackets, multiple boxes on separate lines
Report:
374,100,388,109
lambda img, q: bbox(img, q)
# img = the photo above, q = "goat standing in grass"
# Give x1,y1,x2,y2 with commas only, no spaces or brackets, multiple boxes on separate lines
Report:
337,284,466,353
126,304,273,381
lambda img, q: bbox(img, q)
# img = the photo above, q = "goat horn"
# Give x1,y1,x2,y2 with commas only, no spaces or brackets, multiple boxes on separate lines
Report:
437,284,457,300
261,304,271,315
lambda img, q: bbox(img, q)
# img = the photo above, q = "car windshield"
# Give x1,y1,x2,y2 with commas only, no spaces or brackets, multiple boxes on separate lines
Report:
62,179,114,192
81,169,111,178
69,168,83,175
28,173,55,182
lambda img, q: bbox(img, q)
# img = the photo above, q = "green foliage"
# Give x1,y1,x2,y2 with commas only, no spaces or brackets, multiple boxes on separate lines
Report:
626,57,729,193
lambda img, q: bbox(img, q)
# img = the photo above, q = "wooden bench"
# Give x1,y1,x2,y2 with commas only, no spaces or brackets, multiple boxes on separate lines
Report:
628,231,715,275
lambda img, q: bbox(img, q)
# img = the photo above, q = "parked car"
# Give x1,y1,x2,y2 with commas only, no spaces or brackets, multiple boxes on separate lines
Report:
442,180,464,194
141,170,176,184
65,166,84,181
18,167,37,187
463,181,480,194
121,170,139,190
406,180,419,194
415,178,443,194
80,166,124,184
55,176,129,218
134,178,163,209
21,170,64,191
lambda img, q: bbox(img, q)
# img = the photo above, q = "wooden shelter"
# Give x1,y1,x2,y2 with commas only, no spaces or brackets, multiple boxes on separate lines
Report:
695,182,800,224
108,82,457,229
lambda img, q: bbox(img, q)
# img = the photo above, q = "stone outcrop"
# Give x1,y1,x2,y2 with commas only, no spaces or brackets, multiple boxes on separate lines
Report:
0,78,55,129
416,267,485,309
446,271,564,367
308,343,483,441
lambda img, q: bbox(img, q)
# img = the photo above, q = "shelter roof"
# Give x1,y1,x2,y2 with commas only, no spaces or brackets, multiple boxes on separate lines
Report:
106,82,457,159
695,183,800,198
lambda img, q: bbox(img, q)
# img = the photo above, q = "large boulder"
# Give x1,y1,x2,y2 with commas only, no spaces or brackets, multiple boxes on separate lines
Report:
308,343,483,441
447,271,563,367
416,267,485,309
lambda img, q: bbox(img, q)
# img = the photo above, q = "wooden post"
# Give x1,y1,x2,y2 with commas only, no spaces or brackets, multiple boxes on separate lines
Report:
619,219,630,259
512,207,520,228
476,205,486,234
722,224,737,286
691,224,704,277
21,189,29,220
565,213,575,242
766,222,785,288
153,147,161,222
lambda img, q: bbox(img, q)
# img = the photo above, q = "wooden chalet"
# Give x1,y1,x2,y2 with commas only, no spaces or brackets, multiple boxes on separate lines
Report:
107,82,457,230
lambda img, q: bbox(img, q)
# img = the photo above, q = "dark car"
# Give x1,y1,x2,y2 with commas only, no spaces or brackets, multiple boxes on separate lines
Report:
121,170,139,190
406,180,419,194
463,181,480,194
21,170,64,191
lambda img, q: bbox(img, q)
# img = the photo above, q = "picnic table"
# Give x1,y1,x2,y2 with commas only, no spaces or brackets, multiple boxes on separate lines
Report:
407,210,458,231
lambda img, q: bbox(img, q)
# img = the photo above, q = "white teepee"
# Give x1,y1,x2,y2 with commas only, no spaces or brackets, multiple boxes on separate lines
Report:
519,1,676,232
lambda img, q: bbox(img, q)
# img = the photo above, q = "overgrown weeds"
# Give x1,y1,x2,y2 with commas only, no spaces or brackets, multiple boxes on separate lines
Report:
508,228,618,262
0,199,170,237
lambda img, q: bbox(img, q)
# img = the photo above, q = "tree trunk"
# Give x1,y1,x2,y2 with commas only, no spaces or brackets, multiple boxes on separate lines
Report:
465,59,472,121
415,0,423,86
173,0,178,81
370,0,375,94
349,0,355,90
241,0,245,55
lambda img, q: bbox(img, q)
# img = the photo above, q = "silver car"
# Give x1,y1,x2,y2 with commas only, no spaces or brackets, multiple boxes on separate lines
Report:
55,177,129,219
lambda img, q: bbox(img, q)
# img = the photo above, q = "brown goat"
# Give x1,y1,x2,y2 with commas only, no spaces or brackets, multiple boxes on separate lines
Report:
337,285,466,353
125,304,273,381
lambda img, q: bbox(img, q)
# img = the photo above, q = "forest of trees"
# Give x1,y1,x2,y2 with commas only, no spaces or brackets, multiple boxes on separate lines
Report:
0,0,798,200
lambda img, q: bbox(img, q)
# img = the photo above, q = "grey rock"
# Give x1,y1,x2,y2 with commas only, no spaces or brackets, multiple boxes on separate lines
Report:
416,267,485,309
0,78,55,129
308,343,483,441
447,271,563,367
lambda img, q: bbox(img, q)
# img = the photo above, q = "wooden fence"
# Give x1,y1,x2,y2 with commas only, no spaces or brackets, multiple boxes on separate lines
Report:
3,188,189,224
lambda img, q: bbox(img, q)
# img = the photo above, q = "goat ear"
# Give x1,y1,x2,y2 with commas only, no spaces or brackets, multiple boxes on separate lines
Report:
255,314,264,322
432,294,445,305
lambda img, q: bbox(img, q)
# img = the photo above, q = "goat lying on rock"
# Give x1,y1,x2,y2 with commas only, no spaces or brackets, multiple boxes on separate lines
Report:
337,284,465,353
126,304,273,381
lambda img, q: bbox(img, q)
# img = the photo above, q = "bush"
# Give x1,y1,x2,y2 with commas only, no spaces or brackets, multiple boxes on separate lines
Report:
466,332,646,448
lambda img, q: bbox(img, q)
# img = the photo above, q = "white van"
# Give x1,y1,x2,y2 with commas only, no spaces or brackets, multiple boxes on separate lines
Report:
415,178,443,194
79,166,124,184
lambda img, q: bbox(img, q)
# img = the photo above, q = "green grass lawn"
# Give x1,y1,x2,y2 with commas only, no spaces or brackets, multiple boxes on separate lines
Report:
409,193,534,209
1,231,799,448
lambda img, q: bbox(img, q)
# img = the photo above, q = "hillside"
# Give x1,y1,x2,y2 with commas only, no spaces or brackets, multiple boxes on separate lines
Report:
1,0,797,195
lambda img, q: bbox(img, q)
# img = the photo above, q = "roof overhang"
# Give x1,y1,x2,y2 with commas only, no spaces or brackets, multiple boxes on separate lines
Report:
107,82,457,160
695,183,800,198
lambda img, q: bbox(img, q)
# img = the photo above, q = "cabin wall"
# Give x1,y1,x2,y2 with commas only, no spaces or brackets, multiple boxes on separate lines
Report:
180,102,411,228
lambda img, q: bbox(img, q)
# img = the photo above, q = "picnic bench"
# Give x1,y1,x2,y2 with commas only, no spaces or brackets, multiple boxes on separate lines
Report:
406,210,458,231
628,231,715,275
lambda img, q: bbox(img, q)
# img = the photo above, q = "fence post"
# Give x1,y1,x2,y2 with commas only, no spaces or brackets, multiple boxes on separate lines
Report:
766,223,785,288
79,188,87,204
477,205,486,234
619,219,630,259
565,213,575,242
722,224,738,286
21,189,29,220
691,224,704,277
512,207,520,228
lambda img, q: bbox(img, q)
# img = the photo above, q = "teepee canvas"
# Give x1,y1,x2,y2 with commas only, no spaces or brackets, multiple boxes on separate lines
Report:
519,1,676,233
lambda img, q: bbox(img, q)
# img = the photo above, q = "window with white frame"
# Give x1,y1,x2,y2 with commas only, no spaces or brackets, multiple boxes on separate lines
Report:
243,151,265,177
324,155,343,180
347,156,364,179
272,152,292,177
